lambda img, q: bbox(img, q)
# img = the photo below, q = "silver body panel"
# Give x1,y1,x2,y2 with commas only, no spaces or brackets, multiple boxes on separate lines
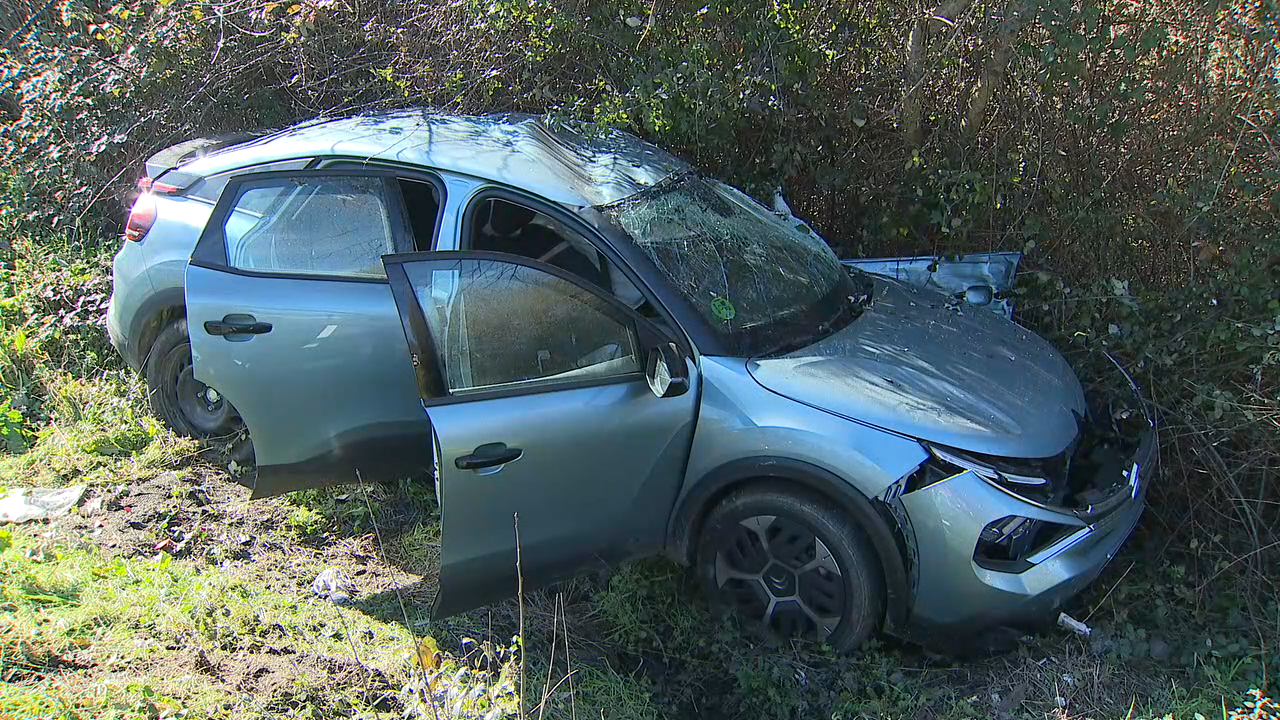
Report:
749,277,1086,458
185,266,424,474
428,363,699,617
899,445,1150,628
844,252,1021,319
680,357,930,503
180,113,688,208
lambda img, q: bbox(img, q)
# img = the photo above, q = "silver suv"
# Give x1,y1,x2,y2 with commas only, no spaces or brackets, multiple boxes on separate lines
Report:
107,111,1155,650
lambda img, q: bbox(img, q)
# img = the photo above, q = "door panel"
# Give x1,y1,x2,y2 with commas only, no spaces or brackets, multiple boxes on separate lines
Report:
843,252,1022,318
384,252,699,618
187,268,429,496
186,169,443,497
430,380,698,616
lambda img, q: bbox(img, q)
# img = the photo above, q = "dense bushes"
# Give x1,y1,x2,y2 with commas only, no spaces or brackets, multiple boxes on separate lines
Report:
1,0,1277,626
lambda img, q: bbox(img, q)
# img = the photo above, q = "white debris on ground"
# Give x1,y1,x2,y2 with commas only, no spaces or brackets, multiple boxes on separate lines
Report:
0,485,86,524
1057,612,1093,638
311,566,357,604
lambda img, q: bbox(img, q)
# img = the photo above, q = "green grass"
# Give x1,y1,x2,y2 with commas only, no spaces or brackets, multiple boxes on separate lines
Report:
0,370,198,489
0,527,414,718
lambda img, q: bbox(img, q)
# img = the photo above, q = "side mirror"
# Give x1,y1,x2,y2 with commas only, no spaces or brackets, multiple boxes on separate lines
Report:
646,342,689,398
963,285,994,307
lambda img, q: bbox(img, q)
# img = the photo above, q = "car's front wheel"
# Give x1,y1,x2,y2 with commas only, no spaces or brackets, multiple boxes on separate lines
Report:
144,318,252,462
696,485,885,652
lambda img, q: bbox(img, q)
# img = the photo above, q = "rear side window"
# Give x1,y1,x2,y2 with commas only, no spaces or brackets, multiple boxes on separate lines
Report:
222,175,410,278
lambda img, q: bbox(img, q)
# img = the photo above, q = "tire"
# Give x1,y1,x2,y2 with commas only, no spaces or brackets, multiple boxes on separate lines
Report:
695,484,885,652
144,318,253,462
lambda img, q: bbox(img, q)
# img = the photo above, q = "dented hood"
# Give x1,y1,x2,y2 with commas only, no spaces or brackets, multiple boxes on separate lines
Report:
748,278,1086,458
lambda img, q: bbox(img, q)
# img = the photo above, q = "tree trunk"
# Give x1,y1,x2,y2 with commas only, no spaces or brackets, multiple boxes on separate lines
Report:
901,0,975,146
963,1,1035,141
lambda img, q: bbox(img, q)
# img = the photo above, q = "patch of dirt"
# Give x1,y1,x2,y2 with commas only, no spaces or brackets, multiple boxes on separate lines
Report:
41,466,438,623
179,646,399,707
50,467,280,560
0,648,96,685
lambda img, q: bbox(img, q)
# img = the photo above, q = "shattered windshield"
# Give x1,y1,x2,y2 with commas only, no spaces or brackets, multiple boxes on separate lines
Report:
599,174,865,357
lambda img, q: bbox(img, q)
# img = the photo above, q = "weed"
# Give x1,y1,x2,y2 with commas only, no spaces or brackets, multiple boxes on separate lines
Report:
568,663,658,720
287,505,327,538
592,559,707,655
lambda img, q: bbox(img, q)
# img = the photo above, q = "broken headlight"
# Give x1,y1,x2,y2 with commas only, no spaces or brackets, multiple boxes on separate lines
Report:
921,443,1069,506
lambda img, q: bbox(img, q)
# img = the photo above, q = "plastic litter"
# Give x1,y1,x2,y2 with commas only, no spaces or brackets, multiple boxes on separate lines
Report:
0,486,86,524
1057,612,1092,637
312,567,356,604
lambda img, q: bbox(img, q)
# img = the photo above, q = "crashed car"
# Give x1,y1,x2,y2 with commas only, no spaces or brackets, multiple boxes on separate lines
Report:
107,111,1155,650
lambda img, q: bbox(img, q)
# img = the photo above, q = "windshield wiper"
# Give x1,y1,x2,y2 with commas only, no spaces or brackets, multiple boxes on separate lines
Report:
754,293,869,358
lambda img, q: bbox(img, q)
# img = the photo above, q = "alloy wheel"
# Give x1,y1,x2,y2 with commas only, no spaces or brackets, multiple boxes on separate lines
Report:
712,514,846,640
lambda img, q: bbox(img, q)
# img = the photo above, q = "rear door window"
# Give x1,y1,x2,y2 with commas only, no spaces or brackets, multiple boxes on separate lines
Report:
222,175,411,278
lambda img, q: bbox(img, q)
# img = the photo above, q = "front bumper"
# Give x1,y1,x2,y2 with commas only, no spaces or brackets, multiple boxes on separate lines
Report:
895,426,1155,643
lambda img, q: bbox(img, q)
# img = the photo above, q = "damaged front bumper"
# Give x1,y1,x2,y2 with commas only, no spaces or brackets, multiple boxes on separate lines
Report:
889,370,1157,644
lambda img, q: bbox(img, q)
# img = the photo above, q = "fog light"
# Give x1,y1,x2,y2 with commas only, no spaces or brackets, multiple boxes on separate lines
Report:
977,516,1038,560
973,515,1074,571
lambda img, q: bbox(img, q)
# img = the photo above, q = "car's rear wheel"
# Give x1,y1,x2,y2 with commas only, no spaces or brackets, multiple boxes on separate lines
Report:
144,318,252,462
696,485,884,652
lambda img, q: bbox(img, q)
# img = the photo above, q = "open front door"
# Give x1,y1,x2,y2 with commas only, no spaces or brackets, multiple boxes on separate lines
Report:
384,252,699,618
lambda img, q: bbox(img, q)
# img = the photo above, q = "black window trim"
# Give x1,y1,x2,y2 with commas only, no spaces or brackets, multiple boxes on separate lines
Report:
457,185,695,360
383,250,678,407
190,167,448,284
182,157,316,205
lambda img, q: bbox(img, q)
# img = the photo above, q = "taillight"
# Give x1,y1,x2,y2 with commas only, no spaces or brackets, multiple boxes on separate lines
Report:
126,174,180,242
137,176,181,194
125,192,157,242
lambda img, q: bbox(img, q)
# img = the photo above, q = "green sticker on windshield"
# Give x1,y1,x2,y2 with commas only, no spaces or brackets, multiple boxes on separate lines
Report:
711,296,736,321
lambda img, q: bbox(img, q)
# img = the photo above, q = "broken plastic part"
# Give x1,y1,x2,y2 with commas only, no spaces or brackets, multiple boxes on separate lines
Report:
1057,612,1092,637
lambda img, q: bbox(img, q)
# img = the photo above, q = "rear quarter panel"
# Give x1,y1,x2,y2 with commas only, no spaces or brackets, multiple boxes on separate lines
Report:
140,196,215,292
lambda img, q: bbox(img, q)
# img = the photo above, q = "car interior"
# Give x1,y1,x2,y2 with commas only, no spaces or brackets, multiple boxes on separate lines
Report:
467,198,648,311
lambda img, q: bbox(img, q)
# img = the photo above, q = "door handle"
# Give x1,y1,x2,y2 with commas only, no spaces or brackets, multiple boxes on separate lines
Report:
455,442,523,471
204,319,273,336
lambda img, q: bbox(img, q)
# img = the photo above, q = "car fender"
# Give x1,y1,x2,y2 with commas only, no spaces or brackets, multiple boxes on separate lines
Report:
125,286,186,370
666,455,910,632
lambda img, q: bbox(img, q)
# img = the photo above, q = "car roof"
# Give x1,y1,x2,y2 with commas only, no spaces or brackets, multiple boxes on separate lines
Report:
177,111,690,207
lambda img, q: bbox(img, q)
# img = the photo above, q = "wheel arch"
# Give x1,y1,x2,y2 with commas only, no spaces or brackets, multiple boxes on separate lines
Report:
666,456,910,632
126,286,187,370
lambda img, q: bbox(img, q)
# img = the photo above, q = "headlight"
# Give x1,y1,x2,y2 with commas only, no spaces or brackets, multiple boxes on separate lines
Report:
920,443,1067,506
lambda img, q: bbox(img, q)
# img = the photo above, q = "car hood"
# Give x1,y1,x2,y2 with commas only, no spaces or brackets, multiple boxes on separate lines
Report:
747,278,1085,458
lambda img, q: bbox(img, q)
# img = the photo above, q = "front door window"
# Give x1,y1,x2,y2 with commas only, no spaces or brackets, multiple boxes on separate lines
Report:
397,257,641,395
